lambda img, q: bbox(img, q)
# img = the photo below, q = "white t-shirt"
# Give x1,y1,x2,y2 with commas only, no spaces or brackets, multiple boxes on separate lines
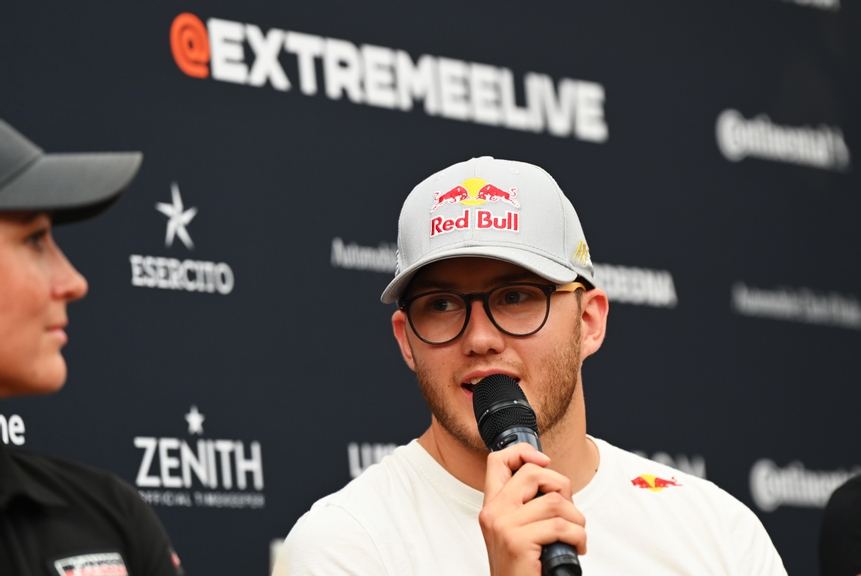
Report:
278,437,786,575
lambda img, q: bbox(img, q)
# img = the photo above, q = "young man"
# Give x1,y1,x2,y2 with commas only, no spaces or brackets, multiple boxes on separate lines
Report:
280,157,786,575
0,119,182,575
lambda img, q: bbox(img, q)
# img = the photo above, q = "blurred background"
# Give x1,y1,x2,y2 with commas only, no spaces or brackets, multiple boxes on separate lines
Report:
1,1,858,574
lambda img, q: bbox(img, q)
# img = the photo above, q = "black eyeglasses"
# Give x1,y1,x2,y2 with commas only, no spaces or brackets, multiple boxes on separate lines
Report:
398,281,586,345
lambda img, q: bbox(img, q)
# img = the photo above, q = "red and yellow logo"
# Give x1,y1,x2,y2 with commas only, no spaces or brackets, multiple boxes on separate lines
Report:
631,474,682,492
430,178,519,212
170,13,210,78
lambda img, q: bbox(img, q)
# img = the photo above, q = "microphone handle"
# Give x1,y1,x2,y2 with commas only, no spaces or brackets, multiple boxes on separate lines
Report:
491,428,582,576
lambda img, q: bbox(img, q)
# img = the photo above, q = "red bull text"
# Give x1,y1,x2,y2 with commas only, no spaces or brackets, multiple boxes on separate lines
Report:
431,210,519,237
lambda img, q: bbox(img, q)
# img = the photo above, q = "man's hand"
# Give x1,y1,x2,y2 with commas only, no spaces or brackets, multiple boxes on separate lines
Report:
479,443,586,576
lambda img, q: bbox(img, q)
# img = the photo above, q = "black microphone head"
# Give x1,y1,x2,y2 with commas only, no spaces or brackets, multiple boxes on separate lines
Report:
472,374,539,449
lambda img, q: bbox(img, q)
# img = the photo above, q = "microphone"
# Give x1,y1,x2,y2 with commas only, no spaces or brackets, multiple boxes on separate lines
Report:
473,374,582,576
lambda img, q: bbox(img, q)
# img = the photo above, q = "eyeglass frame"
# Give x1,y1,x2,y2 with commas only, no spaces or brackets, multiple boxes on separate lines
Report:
398,280,588,345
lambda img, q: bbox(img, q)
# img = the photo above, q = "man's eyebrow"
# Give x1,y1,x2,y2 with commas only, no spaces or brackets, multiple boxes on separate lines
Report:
1,211,43,224
410,270,543,293
409,278,457,292
491,271,540,285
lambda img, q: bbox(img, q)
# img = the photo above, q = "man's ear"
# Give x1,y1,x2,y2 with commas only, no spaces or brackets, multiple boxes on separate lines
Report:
579,288,609,360
392,310,417,371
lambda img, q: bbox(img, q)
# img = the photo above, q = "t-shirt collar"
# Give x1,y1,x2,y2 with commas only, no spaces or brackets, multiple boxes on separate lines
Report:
0,443,68,509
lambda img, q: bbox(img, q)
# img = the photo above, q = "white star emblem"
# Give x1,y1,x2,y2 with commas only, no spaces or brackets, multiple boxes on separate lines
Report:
184,405,205,435
156,182,197,249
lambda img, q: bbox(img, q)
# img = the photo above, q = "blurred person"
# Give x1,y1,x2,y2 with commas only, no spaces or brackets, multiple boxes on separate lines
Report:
820,474,861,576
0,119,182,575
277,157,786,575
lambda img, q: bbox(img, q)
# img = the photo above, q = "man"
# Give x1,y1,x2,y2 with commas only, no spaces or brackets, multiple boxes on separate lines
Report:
279,157,786,574
0,119,182,576
820,474,861,576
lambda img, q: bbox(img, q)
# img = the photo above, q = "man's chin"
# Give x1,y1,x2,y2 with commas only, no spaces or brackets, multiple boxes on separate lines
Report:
431,416,488,454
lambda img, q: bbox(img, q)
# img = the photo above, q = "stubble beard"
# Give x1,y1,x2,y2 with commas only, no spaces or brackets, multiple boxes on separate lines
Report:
413,322,582,454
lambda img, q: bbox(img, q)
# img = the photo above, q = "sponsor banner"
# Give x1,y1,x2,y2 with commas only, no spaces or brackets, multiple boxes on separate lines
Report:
170,13,608,142
593,263,678,308
129,183,235,295
750,459,861,512
138,490,266,509
780,0,840,10
632,450,706,479
716,109,851,171
732,282,861,330
331,238,397,273
133,406,266,509
330,240,678,309
130,256,234,294
348,442,397,478
0,414,25,446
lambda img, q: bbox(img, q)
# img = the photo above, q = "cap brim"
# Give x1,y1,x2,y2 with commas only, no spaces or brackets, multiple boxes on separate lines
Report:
0,151,142,224
381,244,589,303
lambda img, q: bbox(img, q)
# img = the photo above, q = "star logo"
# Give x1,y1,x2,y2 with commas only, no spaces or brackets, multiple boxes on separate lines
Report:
156,182,197,250
184,405,205,435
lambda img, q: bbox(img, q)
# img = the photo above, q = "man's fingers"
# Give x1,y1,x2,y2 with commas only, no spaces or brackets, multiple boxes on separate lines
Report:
481,491,584,546
505,491,585,529
519,518,588,556
487,462,574,512
483,444,551,503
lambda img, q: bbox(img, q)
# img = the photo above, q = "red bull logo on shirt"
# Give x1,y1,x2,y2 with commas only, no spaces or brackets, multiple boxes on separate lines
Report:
631,474,682,492
429,179,520,237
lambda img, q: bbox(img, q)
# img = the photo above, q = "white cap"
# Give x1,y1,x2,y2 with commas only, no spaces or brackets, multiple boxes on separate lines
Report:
381,157,594,303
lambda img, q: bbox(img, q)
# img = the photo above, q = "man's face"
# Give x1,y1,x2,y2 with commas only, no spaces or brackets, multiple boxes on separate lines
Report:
393,257,584,453
0,212,88,397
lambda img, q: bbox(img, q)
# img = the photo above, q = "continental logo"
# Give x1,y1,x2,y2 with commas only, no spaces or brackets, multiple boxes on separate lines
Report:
780,0,839,11
168,13,608,142
631,474,682,492
716,109,850,172
750,459,860,512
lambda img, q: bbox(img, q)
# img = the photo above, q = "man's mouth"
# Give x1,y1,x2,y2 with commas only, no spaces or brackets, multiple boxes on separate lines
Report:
461,376,520,394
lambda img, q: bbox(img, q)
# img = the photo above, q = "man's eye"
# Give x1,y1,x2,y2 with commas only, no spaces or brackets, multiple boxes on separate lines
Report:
501,290,529,304
26,229,48,250
429,298,457,311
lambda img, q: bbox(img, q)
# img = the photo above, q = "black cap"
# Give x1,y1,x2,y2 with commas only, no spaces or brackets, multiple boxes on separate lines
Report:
0,119,142,224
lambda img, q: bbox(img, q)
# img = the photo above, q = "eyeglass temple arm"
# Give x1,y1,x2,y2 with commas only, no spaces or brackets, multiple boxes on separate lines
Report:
556,281,587,292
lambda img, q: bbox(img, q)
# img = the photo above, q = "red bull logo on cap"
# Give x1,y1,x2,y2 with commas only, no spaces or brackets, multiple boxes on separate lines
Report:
429,178,520,238
631,474,682,492
430,178,519,212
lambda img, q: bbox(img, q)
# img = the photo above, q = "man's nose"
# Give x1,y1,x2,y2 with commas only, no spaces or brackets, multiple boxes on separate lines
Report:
459,300,505,355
